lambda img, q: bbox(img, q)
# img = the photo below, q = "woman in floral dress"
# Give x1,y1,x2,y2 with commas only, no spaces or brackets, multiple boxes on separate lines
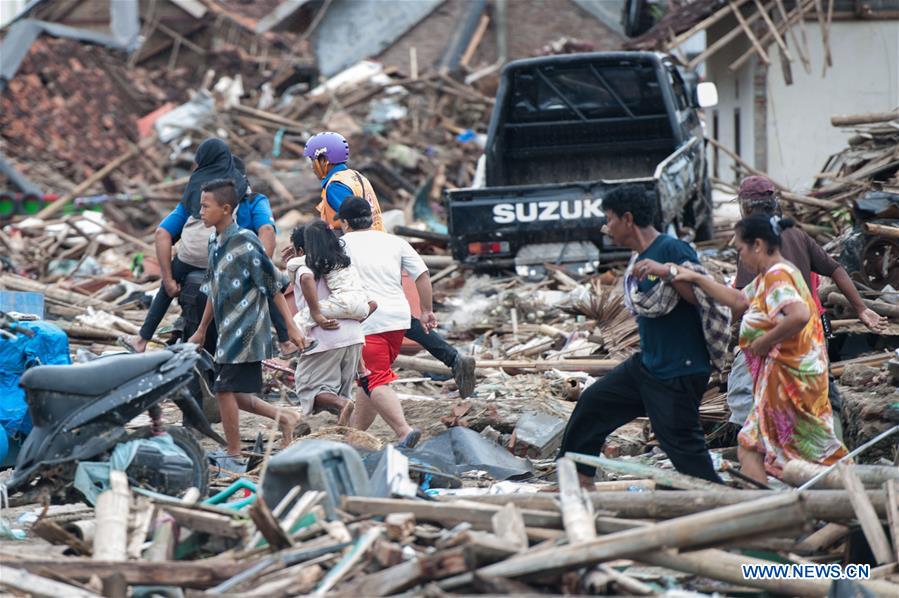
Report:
669,214,847,483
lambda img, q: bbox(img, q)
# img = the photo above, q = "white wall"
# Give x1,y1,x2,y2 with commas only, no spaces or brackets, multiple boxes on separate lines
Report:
0,0,27,29
704,18,758,185
766,21,899,190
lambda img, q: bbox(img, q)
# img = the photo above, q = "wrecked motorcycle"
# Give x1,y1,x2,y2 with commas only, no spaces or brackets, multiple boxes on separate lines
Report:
5,338,225,505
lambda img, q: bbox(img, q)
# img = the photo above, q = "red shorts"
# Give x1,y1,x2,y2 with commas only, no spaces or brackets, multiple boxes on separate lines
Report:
361,330,407,392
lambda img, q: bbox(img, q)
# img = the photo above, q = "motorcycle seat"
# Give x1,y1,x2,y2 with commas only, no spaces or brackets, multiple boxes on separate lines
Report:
20,350,174,396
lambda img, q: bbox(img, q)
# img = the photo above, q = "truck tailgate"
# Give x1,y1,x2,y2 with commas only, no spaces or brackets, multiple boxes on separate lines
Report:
447,179,652,263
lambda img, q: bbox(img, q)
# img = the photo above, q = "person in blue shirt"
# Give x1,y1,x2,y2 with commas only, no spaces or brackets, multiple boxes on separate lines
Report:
123,155,289,354
558,184,722,487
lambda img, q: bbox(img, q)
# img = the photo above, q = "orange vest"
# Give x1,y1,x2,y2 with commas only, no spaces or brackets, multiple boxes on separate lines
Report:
318,168,384,232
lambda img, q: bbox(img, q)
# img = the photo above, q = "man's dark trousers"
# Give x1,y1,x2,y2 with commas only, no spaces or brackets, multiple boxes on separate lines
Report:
405,316,458,367
559,353,721,483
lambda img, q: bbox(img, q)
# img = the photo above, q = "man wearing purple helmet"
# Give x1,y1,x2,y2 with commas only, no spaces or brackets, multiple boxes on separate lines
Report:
304,131,385,232
297,132,477,399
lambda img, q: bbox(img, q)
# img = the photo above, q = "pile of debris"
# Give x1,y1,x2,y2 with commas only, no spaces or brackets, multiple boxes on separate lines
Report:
4,448,899,597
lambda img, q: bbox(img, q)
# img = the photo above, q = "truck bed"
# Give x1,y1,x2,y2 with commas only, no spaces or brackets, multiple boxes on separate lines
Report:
491,116,676,186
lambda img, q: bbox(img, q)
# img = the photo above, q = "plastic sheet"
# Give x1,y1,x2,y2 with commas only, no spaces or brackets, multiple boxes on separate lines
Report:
0,319,70,437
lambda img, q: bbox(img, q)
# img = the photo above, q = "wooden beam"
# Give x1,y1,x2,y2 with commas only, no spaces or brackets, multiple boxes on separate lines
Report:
458,489,890,521
0,556,248,589
37,137,156,219
774,0,811,71
671,0,753,47
339,545,471,596
491,503,529,552
342,497,562,529
474,493,806,579
0,565,101,598
864,222,899,239
885,480,899,563
730,0,815,72
812,0,833,68
832,111,899,126
688,3,770,70
557,457,596,544
93,470,129,561
752,0,792,61
838,462,893,565
729,0,770,66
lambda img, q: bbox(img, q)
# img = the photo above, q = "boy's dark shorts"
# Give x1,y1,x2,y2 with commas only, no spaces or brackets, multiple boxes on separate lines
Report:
214,361,262,393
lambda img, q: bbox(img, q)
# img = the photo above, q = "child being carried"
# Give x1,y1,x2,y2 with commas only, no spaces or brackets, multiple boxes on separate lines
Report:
287,221,375,333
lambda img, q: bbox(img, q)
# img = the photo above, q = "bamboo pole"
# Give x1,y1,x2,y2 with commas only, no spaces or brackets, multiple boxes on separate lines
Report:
752,0,792,61
838,462,894,565
456,489,890,521
37,137,156,219
687,3,769,70
93,471,130,562
783,461,899,490
729,0,770,65
473,493,805,579
864,222,899,239
832,111,899,127
773,0,811,71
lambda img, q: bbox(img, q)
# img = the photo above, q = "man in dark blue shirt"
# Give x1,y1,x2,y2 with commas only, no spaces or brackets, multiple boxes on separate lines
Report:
558,184,721,487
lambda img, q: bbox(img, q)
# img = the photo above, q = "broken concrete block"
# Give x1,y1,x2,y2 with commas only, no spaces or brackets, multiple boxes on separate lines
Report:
508,411,567,459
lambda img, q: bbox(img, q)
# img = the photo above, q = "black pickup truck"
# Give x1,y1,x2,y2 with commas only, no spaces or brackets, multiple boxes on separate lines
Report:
447,51,717,275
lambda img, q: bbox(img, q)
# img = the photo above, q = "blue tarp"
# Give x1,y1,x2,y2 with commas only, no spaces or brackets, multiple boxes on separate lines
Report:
0,320,70,436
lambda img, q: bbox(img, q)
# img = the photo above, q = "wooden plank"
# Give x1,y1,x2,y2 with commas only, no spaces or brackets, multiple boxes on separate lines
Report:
342,497,562,529
557,457,596,544
671,0,752,47
884,480,899,563
339,545,471,596
864,222,899,240
730,0,815,72
163,504,249,540
37,137,156,219
31,518,92,556
832,111,899,127
814,0,833,68
0,555,248,588
774,0,811,71
93,470,129,561
779,191,840,210
385,512,415,543
491,503,528,552
729,0,770,65
312,525,382,595
838,462,893,564
249,495,293,549
0,565,102,598
687,3,769,70
474,493,806,579
752,0,792,60
460,14,490,68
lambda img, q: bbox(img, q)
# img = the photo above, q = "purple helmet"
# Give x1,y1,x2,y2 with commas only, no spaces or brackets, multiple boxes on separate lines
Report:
303,131,349,164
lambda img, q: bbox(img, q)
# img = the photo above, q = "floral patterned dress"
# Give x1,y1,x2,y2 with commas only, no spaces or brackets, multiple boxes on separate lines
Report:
738,262,847,477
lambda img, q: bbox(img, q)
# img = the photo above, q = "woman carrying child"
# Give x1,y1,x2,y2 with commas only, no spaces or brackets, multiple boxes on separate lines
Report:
287,221,373,423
